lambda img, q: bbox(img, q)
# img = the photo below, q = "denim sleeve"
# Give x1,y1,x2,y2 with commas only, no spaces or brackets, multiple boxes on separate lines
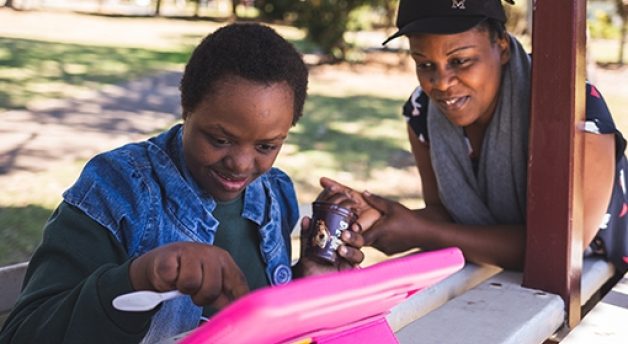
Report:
62,148,150,254
267,168,300,255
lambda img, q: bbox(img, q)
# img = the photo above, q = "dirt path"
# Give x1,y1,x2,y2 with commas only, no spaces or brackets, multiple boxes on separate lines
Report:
0,71,183,176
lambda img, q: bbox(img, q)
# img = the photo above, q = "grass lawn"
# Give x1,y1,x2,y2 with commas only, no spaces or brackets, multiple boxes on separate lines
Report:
0,11,626,266
0,13,420,265
0,37,191,111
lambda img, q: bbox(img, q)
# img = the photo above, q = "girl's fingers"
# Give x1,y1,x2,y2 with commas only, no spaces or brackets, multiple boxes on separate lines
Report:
341,229,365,248
337,246,365,266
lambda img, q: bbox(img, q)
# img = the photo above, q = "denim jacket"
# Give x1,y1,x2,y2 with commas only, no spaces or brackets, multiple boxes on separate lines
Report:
63,124,299,343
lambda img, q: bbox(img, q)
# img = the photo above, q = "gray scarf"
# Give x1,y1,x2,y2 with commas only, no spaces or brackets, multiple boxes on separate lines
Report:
427,35,530,225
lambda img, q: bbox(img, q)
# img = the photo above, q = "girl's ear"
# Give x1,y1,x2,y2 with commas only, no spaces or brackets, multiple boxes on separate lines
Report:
498,36,511,65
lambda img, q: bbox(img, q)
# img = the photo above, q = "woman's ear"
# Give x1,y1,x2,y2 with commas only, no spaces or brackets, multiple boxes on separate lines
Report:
498,36,511,65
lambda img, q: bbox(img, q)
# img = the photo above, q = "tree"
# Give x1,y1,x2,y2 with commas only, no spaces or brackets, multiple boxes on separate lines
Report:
3,0,15,9
379,0,397,33
194,0,202,18
231,0,241,19
256,0,395,62
154,0,163,16
254,0,295,21
294,0,378,61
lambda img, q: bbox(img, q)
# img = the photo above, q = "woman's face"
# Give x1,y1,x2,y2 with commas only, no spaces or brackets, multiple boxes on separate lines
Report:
409,27,510,127
182,76,294,202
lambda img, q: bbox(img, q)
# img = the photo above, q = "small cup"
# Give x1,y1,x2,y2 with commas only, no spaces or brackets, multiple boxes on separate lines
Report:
305,201,357,264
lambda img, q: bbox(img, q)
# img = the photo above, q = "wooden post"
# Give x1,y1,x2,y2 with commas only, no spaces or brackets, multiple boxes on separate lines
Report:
523,0,587,329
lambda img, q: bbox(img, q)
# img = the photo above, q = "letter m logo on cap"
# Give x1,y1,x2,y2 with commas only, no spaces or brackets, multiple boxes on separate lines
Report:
452,0,466,9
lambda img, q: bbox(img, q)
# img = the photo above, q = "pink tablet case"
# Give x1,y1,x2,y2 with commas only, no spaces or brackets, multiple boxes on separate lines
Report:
180,247,464,344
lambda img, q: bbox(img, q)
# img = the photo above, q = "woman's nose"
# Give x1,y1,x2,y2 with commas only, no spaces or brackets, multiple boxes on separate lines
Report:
430,66,456,91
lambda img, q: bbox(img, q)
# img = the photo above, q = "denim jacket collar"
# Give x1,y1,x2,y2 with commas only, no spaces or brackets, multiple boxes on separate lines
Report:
167,125,268,227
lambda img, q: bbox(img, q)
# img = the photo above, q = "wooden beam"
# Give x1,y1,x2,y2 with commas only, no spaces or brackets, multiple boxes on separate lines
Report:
523,0,587,329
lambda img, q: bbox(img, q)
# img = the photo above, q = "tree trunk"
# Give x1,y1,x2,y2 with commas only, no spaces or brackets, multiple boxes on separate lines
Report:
231,0,240,20
155,0,162,17
194,0,201,18
4,0,15,9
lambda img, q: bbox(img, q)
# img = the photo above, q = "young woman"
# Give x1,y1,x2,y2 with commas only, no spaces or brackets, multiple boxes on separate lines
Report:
323,0,626,271
0,23,364,344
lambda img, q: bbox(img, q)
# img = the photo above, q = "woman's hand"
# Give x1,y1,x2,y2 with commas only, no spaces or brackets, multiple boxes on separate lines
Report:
295,216,365,277
361,191,426,255
129,242,250,309
319,177,382,232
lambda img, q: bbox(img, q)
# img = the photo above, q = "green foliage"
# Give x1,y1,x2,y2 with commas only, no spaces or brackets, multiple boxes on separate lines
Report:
254,0,296,21
294,0,354,58
293,0,374,60
347,5,378,31
589,10,622,39
254,0,397,60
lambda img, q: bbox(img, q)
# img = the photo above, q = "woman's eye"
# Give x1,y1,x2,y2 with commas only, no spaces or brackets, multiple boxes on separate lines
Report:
415,62,433,71
450,58,471,67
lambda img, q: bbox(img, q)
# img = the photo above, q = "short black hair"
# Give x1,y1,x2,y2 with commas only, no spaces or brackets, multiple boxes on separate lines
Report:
180,23,308,125
476,18,507,43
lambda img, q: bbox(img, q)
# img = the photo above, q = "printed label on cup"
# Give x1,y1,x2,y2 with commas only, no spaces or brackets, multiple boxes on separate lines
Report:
305,202,357,264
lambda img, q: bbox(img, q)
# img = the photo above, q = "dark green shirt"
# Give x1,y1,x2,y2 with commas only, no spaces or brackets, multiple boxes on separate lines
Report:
213,195,268,290
203,195,268,318
0,202,154,343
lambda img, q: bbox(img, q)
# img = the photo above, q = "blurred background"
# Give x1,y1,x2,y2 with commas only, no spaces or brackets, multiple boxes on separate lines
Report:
0,0,626,266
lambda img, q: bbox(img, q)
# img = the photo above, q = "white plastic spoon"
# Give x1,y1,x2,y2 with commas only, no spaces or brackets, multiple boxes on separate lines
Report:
113,290,184,312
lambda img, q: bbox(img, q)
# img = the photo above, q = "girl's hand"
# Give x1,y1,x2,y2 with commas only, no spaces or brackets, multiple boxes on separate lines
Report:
296,216,365,277
129,242,250,310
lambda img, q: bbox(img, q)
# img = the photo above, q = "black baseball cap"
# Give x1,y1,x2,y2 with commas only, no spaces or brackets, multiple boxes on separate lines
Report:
383,0,513,45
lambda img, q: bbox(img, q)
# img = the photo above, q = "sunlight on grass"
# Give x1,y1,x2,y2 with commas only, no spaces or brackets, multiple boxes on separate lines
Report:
0,160,86,264
62,63,89,75
0,37,190,111
0,67,35,79
0,205,52,265
0,161,84,208
276,86,422,207
0,46,10,59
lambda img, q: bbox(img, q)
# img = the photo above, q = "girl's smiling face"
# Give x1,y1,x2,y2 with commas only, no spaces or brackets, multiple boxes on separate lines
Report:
409,27,510,127
182,76,294,202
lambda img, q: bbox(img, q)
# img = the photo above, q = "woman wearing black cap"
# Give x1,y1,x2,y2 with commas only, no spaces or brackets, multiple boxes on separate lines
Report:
321,0,627,271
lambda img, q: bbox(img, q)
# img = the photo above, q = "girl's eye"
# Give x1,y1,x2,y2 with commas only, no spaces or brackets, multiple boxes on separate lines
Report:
210,137,230,147
257,143,279,154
